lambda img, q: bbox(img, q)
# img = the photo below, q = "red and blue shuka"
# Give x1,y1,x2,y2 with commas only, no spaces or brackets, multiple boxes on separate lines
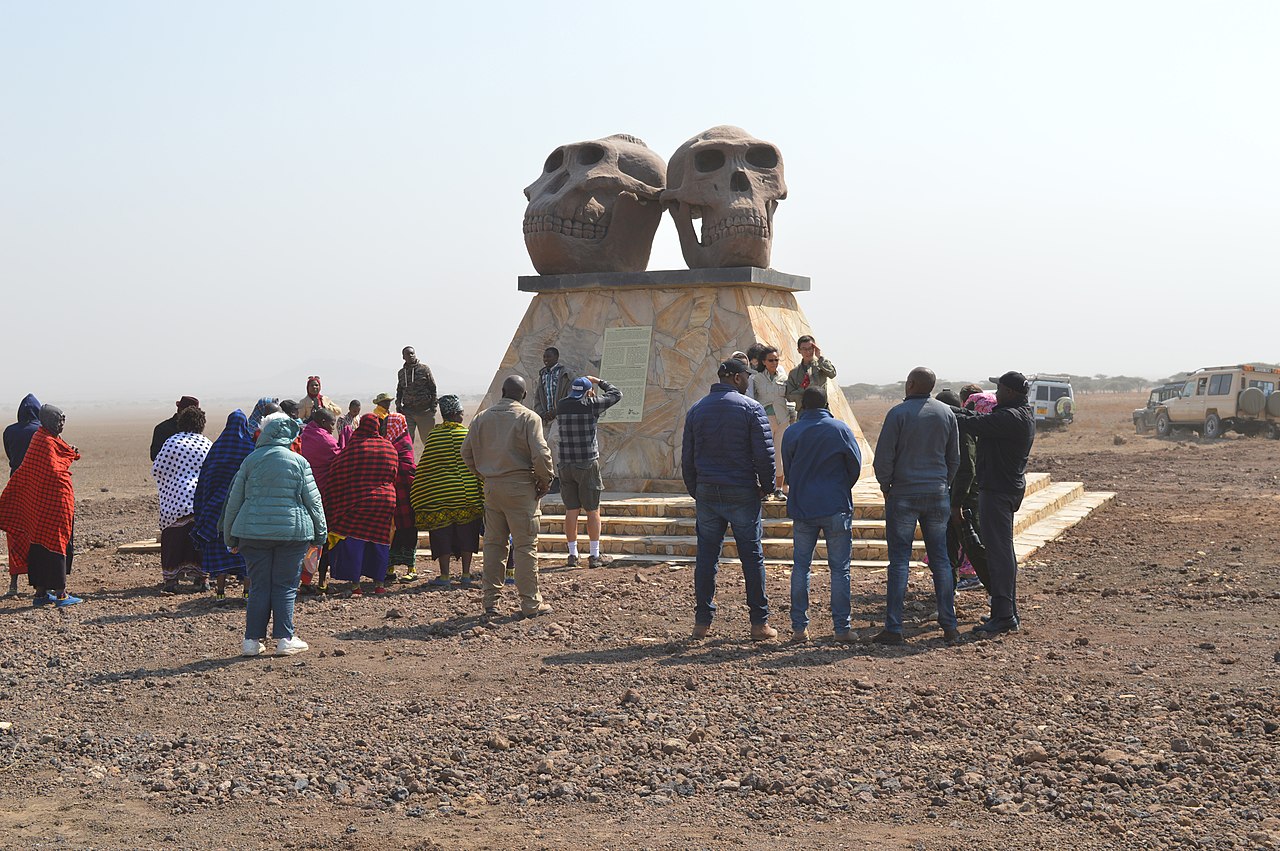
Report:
323,414,398,583
0,427,78,589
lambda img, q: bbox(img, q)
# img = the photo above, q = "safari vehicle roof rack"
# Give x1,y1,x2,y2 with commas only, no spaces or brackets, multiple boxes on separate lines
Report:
1028,374,1071,382
1194,364,1279,374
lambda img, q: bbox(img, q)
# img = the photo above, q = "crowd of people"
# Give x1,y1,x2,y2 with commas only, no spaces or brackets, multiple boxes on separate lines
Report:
0,336,1035,655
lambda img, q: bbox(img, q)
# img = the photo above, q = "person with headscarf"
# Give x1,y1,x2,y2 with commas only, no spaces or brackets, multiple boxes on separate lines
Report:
152,406,212,594
4,394,42,474
0,405,82,607
297,376,335,422
3,393,42,595
298,408,341,592
323,414,399,596
384,413,419,582
247,397,280,434
150,396,200,462
191,410,255,601
221,412,326,657
410,395,483,587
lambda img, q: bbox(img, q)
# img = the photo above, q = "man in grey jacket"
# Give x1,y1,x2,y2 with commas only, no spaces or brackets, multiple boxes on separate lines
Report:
396,346,438,446
871,367,960,645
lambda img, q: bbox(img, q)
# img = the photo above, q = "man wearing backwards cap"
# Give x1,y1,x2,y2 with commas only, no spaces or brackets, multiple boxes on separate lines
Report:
555,375,623,568
150,396,200,462
956,371,1036,637
681,359,778,641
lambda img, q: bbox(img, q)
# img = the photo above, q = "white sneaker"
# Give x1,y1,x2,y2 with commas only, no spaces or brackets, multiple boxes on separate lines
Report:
241,639,266,657
275,636,309,656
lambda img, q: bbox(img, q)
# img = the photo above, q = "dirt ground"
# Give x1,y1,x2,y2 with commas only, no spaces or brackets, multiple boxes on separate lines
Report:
1,392,1277,850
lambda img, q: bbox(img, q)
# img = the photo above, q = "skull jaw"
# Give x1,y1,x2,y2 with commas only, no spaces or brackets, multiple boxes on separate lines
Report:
525,194,661,275
671,205,773,270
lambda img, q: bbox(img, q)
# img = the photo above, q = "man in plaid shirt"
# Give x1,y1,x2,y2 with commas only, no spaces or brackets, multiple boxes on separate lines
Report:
554,376,622,567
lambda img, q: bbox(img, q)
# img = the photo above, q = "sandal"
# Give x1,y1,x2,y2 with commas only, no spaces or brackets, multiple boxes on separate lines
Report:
349,586,363,598
372,585,390,595
399,570,419,583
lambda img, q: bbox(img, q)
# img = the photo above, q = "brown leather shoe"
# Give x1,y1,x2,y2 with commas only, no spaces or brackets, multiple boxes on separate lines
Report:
691,623,712,639
750,623,778,641
943,628,962,646
870,629,904,645
832,630,856,643
790,628,810,643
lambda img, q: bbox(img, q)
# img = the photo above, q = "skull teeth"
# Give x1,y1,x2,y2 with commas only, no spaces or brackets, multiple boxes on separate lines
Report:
522,213,610,241
699,213,770,246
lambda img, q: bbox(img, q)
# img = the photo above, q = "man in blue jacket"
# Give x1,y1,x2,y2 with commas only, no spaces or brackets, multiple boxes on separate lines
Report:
781,387,862,643
872,367,960,646
681,359,778,641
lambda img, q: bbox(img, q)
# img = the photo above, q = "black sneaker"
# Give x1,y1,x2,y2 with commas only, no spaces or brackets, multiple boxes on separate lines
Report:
972,619,1020,638
588,554,613,568
566,554,580,568
870,629,904,645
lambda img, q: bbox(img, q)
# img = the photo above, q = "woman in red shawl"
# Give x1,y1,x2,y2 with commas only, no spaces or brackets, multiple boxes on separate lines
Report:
0,405,82,607
383,413,419,583
322,414,398,596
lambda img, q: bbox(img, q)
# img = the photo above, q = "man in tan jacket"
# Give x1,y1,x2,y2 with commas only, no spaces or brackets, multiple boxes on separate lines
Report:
462,376,555,617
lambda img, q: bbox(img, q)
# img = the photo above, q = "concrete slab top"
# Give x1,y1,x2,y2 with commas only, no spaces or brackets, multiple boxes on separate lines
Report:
518,266,811,293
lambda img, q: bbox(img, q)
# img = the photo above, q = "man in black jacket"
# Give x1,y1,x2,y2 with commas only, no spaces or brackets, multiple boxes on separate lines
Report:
150,396,200,461
956,371,1035,637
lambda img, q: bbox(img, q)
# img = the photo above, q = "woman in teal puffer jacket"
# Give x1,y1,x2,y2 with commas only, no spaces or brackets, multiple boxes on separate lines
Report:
221,412,327,658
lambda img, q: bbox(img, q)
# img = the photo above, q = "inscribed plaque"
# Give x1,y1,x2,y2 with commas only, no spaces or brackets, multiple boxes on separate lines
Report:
599,325,652,423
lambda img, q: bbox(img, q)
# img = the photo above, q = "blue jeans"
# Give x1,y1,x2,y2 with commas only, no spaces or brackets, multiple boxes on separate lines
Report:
790,512,853,632
884,490,957,633
241,539,308,641
694,483,769,626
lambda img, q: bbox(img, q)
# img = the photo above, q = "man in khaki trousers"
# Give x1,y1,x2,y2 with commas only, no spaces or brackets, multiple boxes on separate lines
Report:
461,376,555,617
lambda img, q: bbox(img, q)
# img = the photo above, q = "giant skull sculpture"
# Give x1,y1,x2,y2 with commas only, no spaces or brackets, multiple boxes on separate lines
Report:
663,126,787,269
523,134,667,275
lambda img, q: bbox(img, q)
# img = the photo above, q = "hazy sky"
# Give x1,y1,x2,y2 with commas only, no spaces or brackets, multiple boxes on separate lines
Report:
3,1,1277,406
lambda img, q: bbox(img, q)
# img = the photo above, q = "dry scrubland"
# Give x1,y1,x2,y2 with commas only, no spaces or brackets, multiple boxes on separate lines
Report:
1,391,1277,849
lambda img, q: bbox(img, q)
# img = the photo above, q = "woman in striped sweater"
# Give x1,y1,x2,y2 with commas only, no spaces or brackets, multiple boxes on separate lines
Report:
409,395,483,586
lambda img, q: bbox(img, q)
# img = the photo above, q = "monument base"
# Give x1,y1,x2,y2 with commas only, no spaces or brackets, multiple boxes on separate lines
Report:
480,268,871,493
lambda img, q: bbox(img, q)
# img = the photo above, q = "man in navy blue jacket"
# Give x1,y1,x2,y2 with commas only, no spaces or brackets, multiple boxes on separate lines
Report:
781,387,862,643
681,359,778,641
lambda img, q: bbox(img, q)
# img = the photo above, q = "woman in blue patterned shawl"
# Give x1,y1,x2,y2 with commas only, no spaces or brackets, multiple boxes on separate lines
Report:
191,410,255,600
247,397,279,434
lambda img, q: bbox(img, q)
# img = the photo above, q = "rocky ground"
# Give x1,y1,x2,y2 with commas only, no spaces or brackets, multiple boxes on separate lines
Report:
0,393,1277,849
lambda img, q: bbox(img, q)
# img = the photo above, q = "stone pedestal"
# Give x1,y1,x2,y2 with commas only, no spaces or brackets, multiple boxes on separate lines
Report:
480,267,872,492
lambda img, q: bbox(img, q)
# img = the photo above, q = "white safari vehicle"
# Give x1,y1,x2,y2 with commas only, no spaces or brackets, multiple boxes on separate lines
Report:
1025,375,1075,427
1154,364,1280,439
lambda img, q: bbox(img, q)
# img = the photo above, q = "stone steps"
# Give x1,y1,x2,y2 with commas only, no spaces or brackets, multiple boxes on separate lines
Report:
533,481,1087,562
114,472,1113,570
534,472,1055,522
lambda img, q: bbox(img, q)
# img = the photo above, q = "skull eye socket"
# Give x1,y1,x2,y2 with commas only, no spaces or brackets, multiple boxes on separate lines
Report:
544,149,565,173
745,146,778,169
694,149,725,173
577,145,605,165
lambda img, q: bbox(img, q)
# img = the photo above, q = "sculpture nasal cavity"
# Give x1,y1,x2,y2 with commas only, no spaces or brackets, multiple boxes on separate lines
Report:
730,171,750,193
